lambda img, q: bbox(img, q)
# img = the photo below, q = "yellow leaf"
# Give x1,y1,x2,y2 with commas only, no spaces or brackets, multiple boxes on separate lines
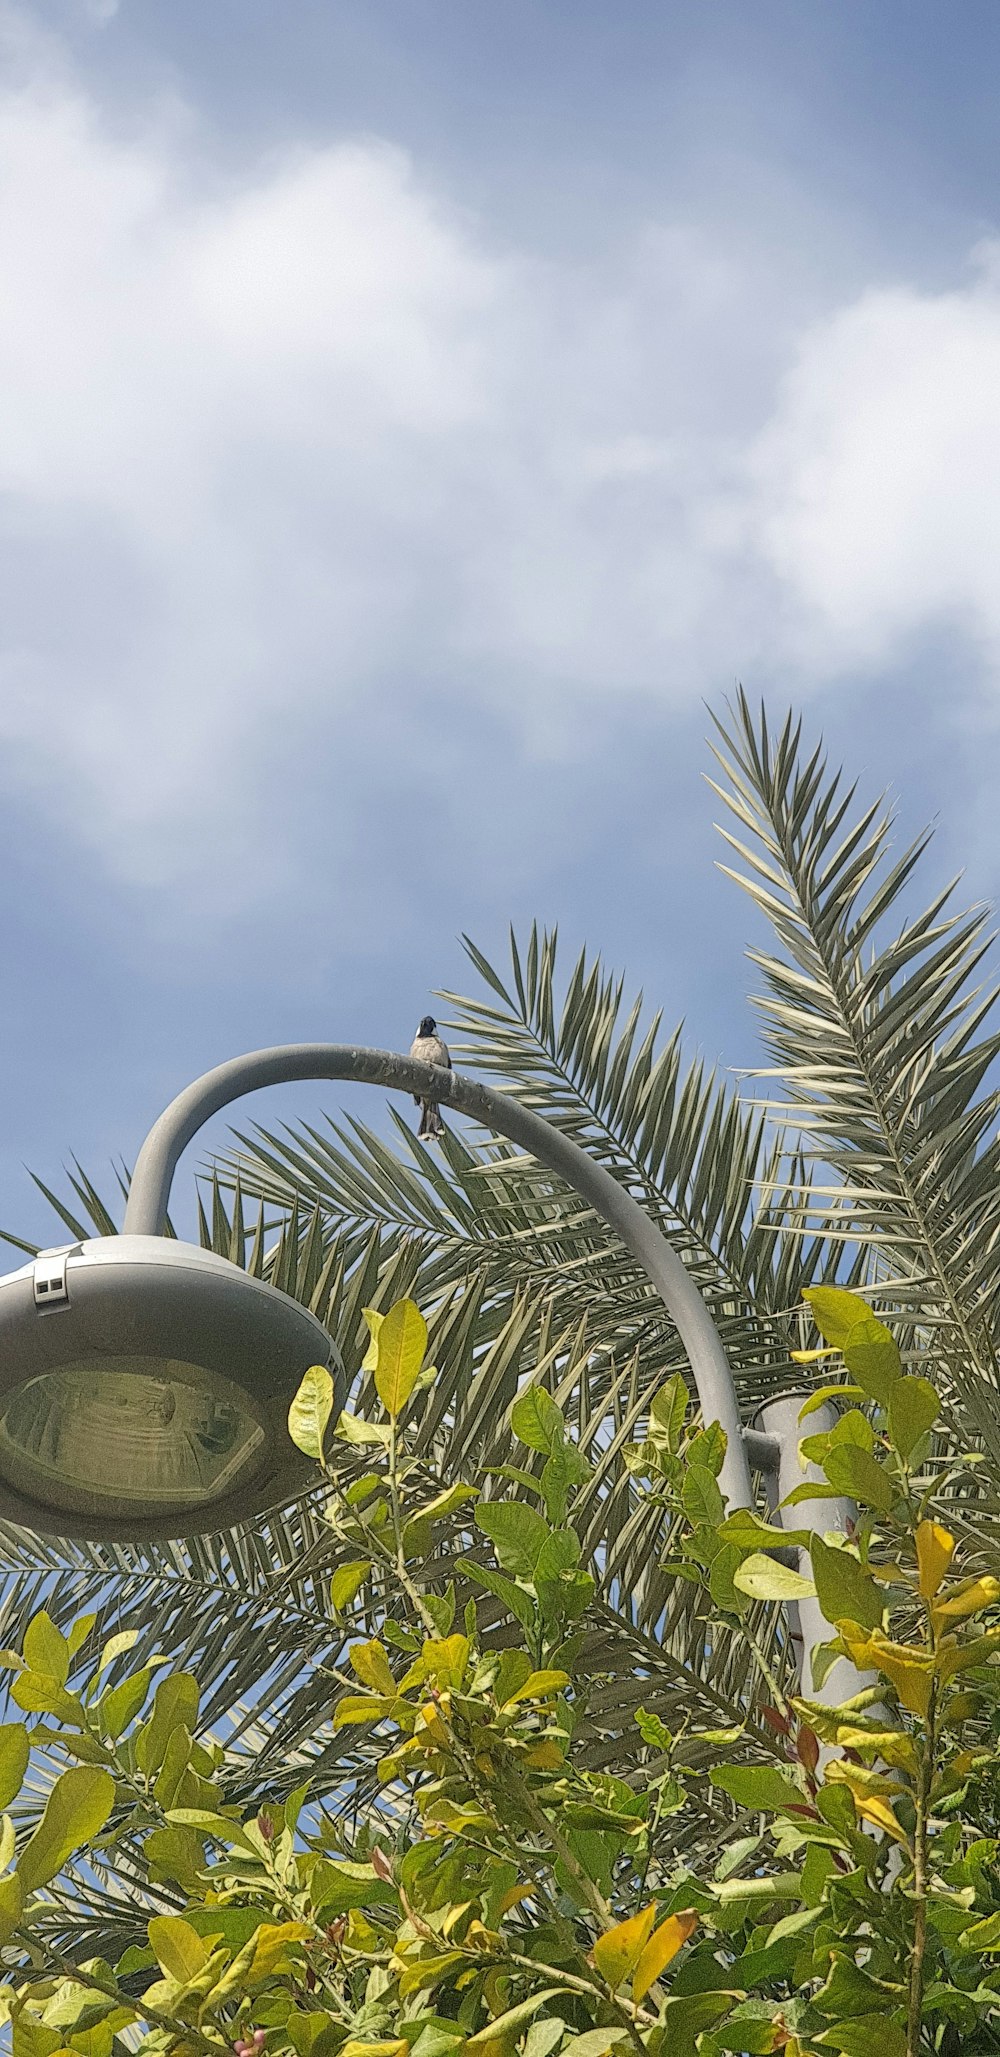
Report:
423,1636,469,1688
417,1703,449,1745
833,1727,918,1776
248,1920,311,1981
840,1626,933,1715
350,1640,396,1695
147,1914,208,1982
331,1561,372,1612
361,1309,385,1373
397,1948,466,1995
825,1760,907,1802
938,1625,1000,1678
802,1285,871,1346
592,1903,657,1989
916,1520,955,1599
498,1884,535,1914
790,1348,840,1364
339,2043,407,2057
333,1694,395,1728
373,1299,428,1417
932,1575,1000,1628
287,1365,335,1463
855,1795,909,1844
500,1668,570,1710
632,1909,698,2000
521,1740,565,1770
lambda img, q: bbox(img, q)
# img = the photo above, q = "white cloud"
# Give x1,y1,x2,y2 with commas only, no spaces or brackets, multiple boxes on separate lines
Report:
2,26,1000,894
745,247,1000,678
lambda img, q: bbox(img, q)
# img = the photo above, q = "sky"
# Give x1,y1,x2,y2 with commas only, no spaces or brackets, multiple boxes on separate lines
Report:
3,0,1000,1247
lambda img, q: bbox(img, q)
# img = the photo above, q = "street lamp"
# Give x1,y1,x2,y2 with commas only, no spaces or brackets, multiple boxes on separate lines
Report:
0,1044,863,1696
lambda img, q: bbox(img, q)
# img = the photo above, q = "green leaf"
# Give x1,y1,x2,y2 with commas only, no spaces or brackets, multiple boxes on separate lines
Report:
11,1673,84,1723
688,1421,726,1475
649,1373,689,1453
733,1553,817,1602
511,1384,564,1453
821,1444,896,1514
559,2033,629,2057
813,1957,905,2018
17,1765,116,1894
958,1908,1000,1950
23,1611,69,1686
476,1500,549,1578
166,1807,259,1851
798,1383,865,1419
681,1463,725,1528
288,1364,336,1462
522,2021,566,2057
635,1706,672,1751
0,1870,21,1945
465,1991,571,2054
466,1561,536,1631
331,1561,371,1612
66,1614,97,1659
802,1408,874,1459
656,1994,734,2057
424,1587,456,1636
541,1440,591,1525
887,1376,940,1462
135,1671,200,1776
0,1725,28,1811
402,1482,479,1554
841,1313,902,1404
811,1536,884,1629
147,1914,209,1981
708,1544,746,1613
501,1667,570,1707
99,1667,155,1740
312,1858,399,1916
804,1286,873,1349
710,1764,809,1814
718,1509,810,1549
815,2023,905,2057
535,1528,581,1581
373,1298,428,1417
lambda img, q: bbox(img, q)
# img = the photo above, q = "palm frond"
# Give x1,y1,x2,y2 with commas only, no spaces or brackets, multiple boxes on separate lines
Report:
708,689,1000,1510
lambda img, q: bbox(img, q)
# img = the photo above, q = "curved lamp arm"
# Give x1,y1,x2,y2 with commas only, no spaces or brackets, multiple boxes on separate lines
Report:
123,1043,755,1512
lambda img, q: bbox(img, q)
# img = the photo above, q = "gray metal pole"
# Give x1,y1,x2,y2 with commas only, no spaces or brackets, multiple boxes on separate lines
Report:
123,1043,756,1512
755,1393,876,1709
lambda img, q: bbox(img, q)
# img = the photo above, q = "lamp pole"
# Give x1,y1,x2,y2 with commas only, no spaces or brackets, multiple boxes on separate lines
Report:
122,1041,866,1702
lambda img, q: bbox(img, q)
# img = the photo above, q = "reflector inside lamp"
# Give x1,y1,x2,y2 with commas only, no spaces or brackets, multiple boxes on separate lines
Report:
0,1359,266,1517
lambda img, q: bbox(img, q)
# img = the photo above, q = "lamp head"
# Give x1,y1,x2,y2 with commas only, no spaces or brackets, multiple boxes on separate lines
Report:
0,1236,344,1541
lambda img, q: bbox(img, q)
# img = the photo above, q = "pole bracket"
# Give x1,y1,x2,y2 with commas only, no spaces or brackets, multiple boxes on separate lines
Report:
742,1426,780,1472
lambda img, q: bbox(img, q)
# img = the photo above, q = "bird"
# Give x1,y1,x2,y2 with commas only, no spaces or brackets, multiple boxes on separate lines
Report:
410,1016,451,1140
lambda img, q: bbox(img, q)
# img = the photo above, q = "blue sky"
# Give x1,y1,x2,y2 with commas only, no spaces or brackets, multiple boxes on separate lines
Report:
3,0,1000,1246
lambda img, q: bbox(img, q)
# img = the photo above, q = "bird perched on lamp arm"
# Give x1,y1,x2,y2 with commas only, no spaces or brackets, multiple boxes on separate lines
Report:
409,1016,451,1139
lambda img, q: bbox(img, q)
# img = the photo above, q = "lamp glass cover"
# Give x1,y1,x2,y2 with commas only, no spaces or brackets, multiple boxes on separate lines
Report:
0,1358,266,1517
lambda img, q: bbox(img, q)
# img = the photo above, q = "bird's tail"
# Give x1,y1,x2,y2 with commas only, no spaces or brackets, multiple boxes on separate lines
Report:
418,1100,445,1140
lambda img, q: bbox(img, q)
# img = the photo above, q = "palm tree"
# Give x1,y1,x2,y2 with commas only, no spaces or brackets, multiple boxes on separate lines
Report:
4,691,999,1959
